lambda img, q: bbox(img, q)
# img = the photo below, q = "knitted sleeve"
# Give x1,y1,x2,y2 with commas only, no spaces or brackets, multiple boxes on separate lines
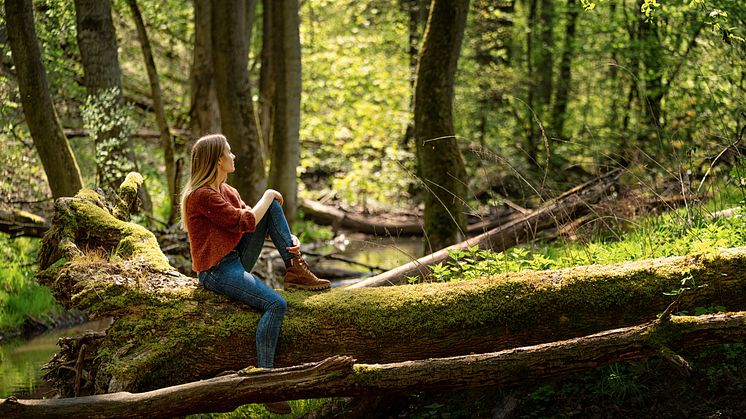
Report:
188,187,256,233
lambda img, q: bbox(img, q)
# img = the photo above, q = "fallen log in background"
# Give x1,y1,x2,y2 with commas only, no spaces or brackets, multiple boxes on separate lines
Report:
4,312,745,419
349,169,622,288
299,198,425,236
0,207,50,238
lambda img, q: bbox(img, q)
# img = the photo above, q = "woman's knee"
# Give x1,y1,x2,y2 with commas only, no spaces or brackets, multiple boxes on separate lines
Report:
268,295,287,314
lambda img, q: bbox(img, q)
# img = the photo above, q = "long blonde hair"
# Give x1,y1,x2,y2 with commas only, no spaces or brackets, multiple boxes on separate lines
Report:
180,134,229,232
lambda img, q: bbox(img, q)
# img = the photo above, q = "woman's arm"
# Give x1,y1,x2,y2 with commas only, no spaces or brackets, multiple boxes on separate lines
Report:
249,189,283,222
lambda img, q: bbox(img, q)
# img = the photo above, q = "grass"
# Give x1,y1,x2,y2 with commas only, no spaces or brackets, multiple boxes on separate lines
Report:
0,234,62,338
426,183,746,283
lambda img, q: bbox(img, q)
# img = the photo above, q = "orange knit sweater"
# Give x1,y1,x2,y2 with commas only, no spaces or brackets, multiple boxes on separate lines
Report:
185,183,256,272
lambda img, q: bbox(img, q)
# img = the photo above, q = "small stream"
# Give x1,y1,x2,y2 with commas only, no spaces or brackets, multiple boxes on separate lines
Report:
0,235,424,399
314,233,424,282
0,317,113,399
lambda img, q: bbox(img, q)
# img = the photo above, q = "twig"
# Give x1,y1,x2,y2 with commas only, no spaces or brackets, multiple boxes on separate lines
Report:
303,250,387,273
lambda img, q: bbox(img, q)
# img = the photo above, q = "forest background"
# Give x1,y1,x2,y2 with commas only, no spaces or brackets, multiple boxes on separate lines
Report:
1,0,746,417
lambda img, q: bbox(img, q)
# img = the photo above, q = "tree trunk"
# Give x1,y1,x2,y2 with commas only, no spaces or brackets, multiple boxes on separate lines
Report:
414,0,470,252
74,0,149,211
211,0,266,203
349,169,620,287
400,0,429,147
4,0,84,199
524,0,539,164
637,0,664,149
550,0,578,140
258,0,276,152
267,0,302,226
125,0,179,225
4,312,746,418
189,0,221,138
35,177,746,396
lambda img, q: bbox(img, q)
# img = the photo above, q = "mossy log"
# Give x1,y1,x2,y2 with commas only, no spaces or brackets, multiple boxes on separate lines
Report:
36,175,746,397
3,312,746,418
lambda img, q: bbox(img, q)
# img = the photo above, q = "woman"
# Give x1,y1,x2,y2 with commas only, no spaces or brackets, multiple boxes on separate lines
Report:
181,134,329,414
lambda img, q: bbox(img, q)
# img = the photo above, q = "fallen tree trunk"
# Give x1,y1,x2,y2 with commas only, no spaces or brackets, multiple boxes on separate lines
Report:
34,175,746,397
349,169,622,288
299,198,425,236
0,207,50,238
4,312,745,418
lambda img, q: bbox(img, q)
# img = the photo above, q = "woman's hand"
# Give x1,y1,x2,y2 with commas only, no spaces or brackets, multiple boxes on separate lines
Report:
286,234,301,255
265,189,283,206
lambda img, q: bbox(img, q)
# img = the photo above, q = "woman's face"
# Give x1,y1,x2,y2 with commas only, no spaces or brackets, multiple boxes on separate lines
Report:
217,143,236,174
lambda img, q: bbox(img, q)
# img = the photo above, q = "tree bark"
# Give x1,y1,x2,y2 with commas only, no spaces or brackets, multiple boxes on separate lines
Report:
258,0,276,152
125,0,179,225
414,0,470,252
267,0,302,226
189,0,221,138
74,0,148,210
637,0,664,148
550,0,578,140
3,312,746,418
349,169,620,287
211,0,266,203
34,177,746,396
4,0,84,199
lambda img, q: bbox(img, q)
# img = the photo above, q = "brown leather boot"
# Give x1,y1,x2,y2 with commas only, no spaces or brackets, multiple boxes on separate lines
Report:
284,257,331,291
263,401,292,414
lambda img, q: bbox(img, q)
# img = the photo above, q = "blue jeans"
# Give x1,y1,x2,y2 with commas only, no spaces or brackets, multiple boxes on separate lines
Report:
198,200,294,368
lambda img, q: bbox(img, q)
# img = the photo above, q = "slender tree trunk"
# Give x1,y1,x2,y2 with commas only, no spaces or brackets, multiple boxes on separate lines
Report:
258,0,276,153
414,0,470,252
607,0,621,132
524,0,539,164
189,0,221,138
400,0,429,147
211,0,266,202
637,0,664,148
267,0,301,225
74,0,150,211
126,0,179,225
550,0,578,140
5,0,84,198
533,0,554,167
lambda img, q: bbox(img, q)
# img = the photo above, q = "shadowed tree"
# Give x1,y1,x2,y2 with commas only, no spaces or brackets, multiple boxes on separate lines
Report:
267,0,302,225
126,0,180,224
414,0,470,252
258,0,276,152
5,0,84,198
189,0,221,139
73,0,149,210
211,0,266,203
550,0,578,141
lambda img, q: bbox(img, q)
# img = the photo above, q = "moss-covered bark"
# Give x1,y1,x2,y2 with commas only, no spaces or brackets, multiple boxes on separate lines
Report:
37,175,746,396
7,312,746,418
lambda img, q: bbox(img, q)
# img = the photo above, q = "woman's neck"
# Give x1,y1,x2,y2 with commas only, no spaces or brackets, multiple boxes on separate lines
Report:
209,173,227,190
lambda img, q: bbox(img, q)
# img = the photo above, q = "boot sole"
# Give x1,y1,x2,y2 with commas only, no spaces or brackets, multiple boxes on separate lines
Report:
284,283,331,291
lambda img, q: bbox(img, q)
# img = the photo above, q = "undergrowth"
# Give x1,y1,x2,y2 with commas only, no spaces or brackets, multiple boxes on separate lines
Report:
0,234,61,337
420,196,746,284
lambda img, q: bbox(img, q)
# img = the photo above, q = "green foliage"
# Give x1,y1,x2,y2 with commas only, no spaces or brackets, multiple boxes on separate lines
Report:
0,234,60,335
292,213,335,244
187,398,332,419
299,0,416,209
81,87,137,187
422,184,746,283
